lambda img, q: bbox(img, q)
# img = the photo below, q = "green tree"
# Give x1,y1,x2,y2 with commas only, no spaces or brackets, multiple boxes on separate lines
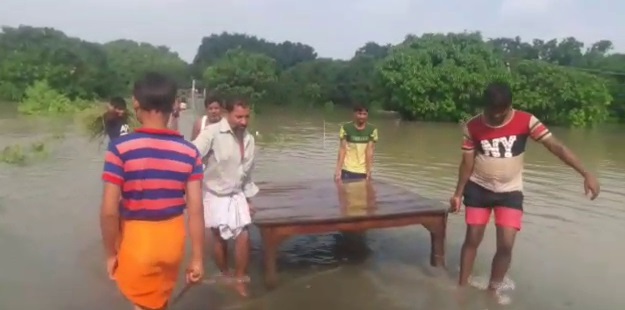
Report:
378,32,510,122
489,35,625,123
276,59,345,106
0,26,193,110
334,55,382,109
0,26,117,101
3,24,625,127
103,40,190,91
202,48,278,103
18,80,83,114
192,32,317,77
511,60,612,127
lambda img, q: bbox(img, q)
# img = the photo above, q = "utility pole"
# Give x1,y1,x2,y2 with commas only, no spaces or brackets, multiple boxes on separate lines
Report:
191,79,196,110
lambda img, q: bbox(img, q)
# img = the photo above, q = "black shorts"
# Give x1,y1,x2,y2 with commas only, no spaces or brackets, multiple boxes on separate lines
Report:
463,181,524,211
341,169,367,181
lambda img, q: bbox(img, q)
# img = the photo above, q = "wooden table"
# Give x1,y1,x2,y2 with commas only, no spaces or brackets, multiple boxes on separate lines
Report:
253,179,448,288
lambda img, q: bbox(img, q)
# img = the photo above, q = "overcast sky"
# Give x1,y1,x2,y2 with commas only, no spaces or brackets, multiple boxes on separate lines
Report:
2,0,622,62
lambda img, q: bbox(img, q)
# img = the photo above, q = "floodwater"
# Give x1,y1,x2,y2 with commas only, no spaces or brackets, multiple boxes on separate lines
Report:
0,105,624,310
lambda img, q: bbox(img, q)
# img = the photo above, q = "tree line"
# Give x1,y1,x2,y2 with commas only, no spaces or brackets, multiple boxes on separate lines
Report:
1,25,624,126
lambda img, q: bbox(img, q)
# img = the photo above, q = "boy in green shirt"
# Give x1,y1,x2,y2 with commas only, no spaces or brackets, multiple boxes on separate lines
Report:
334,104,379,181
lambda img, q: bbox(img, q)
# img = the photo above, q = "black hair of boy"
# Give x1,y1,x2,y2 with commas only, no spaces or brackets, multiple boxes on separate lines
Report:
110,97,127,110
133,72,178,113
353,104,368,112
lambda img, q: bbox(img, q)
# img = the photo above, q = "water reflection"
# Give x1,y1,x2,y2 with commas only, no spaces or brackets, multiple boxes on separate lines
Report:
334,180,376,262
0,108,624,310
254,179,444,224
336,179,377,217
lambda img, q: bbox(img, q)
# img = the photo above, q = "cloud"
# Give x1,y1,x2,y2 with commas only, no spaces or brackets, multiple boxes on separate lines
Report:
1,0,623,61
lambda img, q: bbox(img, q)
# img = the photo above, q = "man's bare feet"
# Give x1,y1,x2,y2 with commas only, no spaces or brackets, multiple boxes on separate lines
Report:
486,288,512,305
453,286,469,306
233,281,249,297
228,276,250,297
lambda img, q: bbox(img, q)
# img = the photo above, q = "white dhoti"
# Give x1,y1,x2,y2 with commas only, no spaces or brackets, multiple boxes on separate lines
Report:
203,191,251,240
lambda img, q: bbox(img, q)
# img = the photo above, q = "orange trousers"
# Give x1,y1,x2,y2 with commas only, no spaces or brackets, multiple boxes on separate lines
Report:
114,215,186,309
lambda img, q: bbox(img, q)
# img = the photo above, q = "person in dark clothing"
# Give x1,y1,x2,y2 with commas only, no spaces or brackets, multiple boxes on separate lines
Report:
104,97,130,140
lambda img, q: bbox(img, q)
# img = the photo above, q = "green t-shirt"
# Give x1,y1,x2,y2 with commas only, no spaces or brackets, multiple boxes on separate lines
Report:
339,122,378,174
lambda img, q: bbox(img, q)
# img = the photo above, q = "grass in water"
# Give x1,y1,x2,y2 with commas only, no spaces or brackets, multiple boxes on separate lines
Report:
77,104,139,141
1,140,50,166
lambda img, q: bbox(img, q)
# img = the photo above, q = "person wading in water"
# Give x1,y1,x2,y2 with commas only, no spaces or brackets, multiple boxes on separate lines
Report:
167,97,182,131
333,104,379,259
450,82,600,299
103,97,130,141
100,72,205,310
190,94,223,140
192,99,258,297
334,104,378,181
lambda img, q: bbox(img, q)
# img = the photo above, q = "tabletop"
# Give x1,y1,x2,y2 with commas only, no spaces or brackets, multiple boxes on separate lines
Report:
252,179,447,225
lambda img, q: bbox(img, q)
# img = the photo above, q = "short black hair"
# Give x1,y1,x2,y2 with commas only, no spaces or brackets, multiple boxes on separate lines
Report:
484,82,512,108
353,103,368,112
224,99,250,113
204,93,222,108
109,97,126,110
132,72,178,113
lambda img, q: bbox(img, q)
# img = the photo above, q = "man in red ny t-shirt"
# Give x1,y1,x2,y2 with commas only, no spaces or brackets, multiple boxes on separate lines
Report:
450,82,600,290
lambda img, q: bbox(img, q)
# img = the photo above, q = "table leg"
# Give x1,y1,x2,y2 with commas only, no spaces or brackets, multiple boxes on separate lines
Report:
260,227,283,289
423,214,447,267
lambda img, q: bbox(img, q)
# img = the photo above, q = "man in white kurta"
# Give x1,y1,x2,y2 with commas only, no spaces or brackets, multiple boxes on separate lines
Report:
192,100,258,297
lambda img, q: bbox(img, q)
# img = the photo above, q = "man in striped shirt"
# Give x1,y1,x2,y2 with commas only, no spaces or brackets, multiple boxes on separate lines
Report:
450,82,600,292
100,72,205,310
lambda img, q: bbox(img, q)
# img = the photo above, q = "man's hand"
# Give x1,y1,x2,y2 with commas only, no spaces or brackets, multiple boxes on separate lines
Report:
541,136,599,200
247,200,256,216
185,258,204,284
583,173,600,200
449,195,462,213
334,169,342,182
106,255,118,280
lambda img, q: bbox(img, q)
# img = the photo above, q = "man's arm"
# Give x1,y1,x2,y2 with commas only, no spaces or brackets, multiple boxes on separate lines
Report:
242,169,259,198
186,153,205,263
335,126,347,175
172,100,181,117
100,184,121,257
365,143,374,175
192,126,214,158
530,115,599,199
454,126,476,196
529,116,588,176
541,136,589,176
190,118,201,141
365,128,378,176
242,138,259,198
336,141,347,170
100,143,124,257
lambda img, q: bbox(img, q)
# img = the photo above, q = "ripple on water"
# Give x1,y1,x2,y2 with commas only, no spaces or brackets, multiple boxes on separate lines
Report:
1,113,625,310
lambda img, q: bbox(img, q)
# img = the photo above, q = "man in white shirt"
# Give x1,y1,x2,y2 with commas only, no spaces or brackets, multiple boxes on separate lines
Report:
192,99,257,297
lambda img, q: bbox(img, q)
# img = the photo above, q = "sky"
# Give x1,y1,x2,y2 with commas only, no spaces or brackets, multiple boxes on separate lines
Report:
2,0,623,62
